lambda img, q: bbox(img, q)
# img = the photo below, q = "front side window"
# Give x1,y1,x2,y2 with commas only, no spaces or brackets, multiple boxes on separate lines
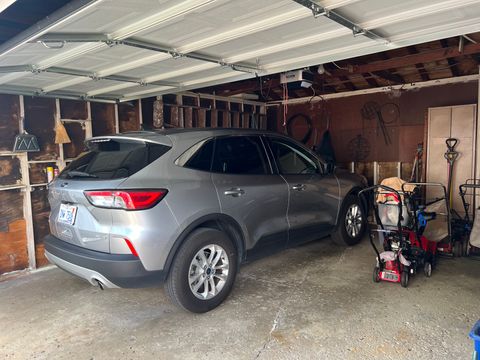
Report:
212,136,269,175
268,137,319,175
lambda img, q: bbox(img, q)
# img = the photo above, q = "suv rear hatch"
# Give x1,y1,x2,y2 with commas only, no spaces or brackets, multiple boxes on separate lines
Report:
48,134,171,253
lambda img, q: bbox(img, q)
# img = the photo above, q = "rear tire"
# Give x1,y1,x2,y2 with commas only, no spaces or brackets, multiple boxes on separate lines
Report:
453,241,463,257
165,228,238,313
424,262,432,277
332,194,366,246
401,271,409,288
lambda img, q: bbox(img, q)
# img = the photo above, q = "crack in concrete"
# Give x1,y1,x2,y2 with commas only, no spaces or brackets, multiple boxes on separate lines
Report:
254,308,283,359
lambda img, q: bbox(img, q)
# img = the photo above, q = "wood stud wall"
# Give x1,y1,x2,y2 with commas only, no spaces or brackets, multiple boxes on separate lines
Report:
0,93,266,275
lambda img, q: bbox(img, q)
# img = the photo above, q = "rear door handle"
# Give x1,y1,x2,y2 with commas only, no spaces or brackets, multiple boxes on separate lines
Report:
292,184,306,191
224,188,245,197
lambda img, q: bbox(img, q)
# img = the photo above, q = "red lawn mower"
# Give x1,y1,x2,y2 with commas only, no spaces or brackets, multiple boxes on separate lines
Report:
359,182,439,287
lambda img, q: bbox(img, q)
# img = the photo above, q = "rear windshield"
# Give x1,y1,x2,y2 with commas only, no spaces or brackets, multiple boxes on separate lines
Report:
59,138,170,180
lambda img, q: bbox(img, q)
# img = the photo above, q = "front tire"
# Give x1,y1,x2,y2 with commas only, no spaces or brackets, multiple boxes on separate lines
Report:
373,267,381,283
401,271,409,288
165,228,238,313
331,194,366,246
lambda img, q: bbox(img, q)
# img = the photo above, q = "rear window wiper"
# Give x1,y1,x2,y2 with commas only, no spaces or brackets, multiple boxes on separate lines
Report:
66,170,98,179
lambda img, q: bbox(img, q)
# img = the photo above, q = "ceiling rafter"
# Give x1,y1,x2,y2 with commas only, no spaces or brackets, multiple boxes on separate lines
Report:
327,42,480,77
406,45,430,81
440,39,460,77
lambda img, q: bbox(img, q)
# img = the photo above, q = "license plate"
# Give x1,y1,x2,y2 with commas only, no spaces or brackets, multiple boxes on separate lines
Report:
381,271,398,281
58,203,78,225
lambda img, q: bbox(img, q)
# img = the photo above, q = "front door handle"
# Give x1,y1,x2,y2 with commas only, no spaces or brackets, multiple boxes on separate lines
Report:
292,184,306,191
224,188,245,197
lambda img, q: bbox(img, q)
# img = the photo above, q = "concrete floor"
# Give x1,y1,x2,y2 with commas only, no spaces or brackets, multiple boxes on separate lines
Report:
1,237,479,360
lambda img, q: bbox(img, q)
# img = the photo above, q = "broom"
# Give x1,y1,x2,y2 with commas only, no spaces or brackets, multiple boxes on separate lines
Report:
55,119,71,144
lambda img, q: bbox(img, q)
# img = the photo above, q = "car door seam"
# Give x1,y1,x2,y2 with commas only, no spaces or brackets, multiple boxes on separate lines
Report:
279,174,291,239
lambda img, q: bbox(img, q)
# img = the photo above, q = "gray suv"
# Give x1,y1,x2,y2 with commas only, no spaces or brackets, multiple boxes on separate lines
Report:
44,129,366,313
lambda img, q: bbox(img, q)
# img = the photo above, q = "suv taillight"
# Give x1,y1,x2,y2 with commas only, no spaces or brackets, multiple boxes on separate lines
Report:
84,190,167,210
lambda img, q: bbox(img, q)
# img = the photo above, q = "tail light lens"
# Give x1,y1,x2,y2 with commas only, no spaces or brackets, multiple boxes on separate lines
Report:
84,189,167,210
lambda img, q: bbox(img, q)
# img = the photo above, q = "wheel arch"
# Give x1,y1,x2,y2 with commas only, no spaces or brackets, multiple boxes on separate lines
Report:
163,213,246,276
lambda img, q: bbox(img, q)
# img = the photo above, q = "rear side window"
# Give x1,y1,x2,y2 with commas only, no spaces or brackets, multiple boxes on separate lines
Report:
175,138,214,172
212,136,269,175
60,139,170,180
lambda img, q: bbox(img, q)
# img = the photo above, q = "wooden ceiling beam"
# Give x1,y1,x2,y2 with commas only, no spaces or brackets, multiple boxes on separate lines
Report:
329,42,480,76
440,39,460,77
338,75,357,91
407,45,430,81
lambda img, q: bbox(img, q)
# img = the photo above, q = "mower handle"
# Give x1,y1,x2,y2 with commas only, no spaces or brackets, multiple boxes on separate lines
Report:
358,185,403,233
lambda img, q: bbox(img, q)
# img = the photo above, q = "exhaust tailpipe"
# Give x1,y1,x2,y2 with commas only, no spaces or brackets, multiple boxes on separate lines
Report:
93,278,104,290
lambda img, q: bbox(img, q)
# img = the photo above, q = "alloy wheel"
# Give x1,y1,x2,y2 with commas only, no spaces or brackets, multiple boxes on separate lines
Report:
345,203,363,238
188,244,230,300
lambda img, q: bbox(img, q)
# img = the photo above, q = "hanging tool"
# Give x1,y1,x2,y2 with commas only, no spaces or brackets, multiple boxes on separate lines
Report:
444,138,459,209
410,143,423,182
361,101,391,145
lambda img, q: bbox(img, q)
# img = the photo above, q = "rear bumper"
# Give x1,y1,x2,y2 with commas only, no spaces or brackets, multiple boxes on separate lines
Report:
44,235,166,288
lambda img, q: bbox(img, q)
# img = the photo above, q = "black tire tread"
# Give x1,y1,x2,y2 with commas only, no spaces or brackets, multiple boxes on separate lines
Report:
164,227,237,313
331,194,366,246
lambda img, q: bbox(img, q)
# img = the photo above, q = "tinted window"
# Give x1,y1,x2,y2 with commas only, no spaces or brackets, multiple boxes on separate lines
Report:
212,136,269,175
176,138,214,171
60,139,169,180
269,138,319,175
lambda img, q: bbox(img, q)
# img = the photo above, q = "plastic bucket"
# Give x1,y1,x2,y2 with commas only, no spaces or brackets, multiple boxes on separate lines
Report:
470,320,480,358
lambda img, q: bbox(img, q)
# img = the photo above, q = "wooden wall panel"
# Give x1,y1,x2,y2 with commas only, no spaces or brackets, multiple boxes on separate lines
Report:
0,156,21,186
401,163,414,181
277,82,477,163
29,162,56,184
378,162,399,183
0,95,20,152
24,97,58,161
31,187,50,268
60,99,87,120
91,102,116,136
118,102,140,132
0,189,28,274
354,162,375,185
63,122,86,159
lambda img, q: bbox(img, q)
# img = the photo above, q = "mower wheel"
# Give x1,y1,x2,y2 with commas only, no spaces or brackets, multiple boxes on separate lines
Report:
373,267,381,283
400,271,409,288
424,262,432,277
